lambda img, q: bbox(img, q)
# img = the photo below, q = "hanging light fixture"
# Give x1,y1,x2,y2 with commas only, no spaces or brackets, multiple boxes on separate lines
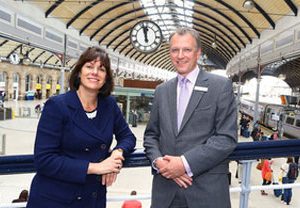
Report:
22,51,31,65
20,44,31,65
211,34,217,49
278,74,286,80
243,0,255,10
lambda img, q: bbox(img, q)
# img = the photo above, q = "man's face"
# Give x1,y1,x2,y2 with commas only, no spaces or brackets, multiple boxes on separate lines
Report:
169,33,201,76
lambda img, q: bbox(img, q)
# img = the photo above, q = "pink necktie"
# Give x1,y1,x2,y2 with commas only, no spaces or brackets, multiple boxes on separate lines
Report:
177,78,189,130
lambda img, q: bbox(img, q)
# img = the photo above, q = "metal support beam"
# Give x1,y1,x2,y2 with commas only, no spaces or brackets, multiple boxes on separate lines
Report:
253,46,261,124
60,34,67,94
126,95,131,123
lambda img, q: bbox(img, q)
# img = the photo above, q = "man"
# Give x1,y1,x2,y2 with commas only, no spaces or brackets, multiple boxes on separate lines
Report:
144,27,237,208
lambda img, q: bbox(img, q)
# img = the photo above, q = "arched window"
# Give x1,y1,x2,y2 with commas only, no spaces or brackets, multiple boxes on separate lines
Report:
37,74,43,84
47,76,52,85
25,74,32,91
13,73,19,84
0,71,7,82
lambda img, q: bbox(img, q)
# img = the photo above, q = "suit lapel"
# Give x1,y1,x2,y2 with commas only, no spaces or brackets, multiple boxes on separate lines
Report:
167,78,179,135
179,69,209,132
65,91,107,142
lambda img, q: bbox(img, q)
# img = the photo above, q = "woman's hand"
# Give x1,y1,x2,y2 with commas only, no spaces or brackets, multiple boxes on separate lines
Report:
102,172,118,186
111,148,123,158
100,149,124,186
88,154,124,175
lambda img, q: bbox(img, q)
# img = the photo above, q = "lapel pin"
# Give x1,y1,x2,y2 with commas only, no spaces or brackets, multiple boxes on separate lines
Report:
194,86,208,92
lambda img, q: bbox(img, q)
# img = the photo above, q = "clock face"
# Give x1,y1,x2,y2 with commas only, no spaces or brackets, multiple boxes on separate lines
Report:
9,53,20,65
130,20,163,54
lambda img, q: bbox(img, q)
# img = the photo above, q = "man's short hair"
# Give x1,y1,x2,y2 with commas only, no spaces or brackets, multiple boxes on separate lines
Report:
169,27,202,49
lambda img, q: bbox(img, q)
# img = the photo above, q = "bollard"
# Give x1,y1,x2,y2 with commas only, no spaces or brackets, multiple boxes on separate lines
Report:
3,108,6,120
0,134,6,155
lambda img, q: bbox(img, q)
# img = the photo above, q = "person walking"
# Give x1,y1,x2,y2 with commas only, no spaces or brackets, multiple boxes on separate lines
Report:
26,47,136,208
281,157,298,205
144,27,237,208
261,158,273,195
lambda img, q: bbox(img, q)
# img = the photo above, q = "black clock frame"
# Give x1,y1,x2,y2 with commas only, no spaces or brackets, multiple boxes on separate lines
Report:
130,20,163,54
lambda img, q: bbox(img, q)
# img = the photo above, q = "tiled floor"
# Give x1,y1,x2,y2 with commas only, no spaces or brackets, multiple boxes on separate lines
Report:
0,100,299,207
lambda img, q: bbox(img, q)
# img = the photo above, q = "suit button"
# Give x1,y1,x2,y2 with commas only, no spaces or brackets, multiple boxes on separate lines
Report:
92,192,97,198
77,196,82,200
96,175,101,181
100,144,106,150
84,147,90,152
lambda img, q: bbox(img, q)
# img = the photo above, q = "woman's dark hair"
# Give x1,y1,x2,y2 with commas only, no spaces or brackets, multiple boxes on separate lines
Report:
69,46,114,97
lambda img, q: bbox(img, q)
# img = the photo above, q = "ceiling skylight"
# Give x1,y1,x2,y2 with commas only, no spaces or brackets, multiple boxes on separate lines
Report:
140,0,194,42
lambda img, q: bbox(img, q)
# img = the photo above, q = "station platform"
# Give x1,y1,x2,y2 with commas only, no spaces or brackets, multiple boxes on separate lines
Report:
0,100,299,207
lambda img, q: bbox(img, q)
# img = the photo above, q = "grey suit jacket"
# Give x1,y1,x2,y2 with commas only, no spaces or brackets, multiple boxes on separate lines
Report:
144,69,237,208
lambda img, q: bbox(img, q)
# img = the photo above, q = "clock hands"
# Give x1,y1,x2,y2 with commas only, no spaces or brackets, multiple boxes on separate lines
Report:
131,20,162,53
142,24,149,43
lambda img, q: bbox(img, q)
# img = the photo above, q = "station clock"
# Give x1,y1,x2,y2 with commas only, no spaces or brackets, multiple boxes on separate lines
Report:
130,20,163,54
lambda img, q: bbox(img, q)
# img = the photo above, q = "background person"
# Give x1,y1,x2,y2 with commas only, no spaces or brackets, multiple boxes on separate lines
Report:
121,190,142,208
281,157,298,205
144,27,237,208
26,47,136,208
12,189,28,203
261,158,273,195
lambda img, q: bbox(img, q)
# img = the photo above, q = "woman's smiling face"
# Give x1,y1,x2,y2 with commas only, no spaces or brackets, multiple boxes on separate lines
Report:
79,58,107,93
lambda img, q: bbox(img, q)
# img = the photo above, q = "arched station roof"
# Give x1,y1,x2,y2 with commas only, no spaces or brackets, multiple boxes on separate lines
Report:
1,0,300,74
231,55,300,90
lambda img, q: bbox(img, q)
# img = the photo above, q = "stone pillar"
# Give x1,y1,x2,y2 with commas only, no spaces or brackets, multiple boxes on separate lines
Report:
52,76,58,96
6,74,13,100
19,75,26,100
32,74,37,93
41,74,47,99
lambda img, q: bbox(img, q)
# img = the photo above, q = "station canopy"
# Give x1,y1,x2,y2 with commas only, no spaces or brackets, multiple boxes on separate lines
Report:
1,0,300,87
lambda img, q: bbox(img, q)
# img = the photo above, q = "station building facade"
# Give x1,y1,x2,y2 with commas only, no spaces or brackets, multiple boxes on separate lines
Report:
0,62,69,101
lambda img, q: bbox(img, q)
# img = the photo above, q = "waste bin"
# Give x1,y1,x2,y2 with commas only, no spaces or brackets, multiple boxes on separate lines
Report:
25,91,35,100
132,111,137,127
0,107,12,120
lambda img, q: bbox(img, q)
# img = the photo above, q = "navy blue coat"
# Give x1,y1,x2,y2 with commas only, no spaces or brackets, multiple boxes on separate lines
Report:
27,90,136,208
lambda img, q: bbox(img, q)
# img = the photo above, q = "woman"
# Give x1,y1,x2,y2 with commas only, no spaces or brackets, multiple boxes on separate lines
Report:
280,157,295,205
261,158,273,195
26,46,136,208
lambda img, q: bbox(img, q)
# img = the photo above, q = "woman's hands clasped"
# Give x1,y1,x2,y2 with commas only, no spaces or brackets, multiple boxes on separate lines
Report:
87,149,124,186
101,149,124,186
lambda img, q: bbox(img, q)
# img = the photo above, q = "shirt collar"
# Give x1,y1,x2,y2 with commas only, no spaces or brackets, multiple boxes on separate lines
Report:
177,66,199,85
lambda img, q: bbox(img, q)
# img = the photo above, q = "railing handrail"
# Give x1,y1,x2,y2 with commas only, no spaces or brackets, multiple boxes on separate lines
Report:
1,140,300,175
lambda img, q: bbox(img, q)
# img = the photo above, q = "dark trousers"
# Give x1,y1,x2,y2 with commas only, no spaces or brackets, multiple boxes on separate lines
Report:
262,179,271,186
282,177,295,204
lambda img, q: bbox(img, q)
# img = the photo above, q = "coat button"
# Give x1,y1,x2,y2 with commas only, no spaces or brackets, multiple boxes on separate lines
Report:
84,147,90,152
77,196,82,200
100,144,106,150
92,192,97,198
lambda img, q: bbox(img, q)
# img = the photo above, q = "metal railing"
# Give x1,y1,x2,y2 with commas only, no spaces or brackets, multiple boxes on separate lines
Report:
0,140,300,208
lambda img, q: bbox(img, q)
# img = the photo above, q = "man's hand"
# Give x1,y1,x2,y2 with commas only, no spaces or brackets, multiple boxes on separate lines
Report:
154,157,169,170
173,174,193,188
159,155,185,179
